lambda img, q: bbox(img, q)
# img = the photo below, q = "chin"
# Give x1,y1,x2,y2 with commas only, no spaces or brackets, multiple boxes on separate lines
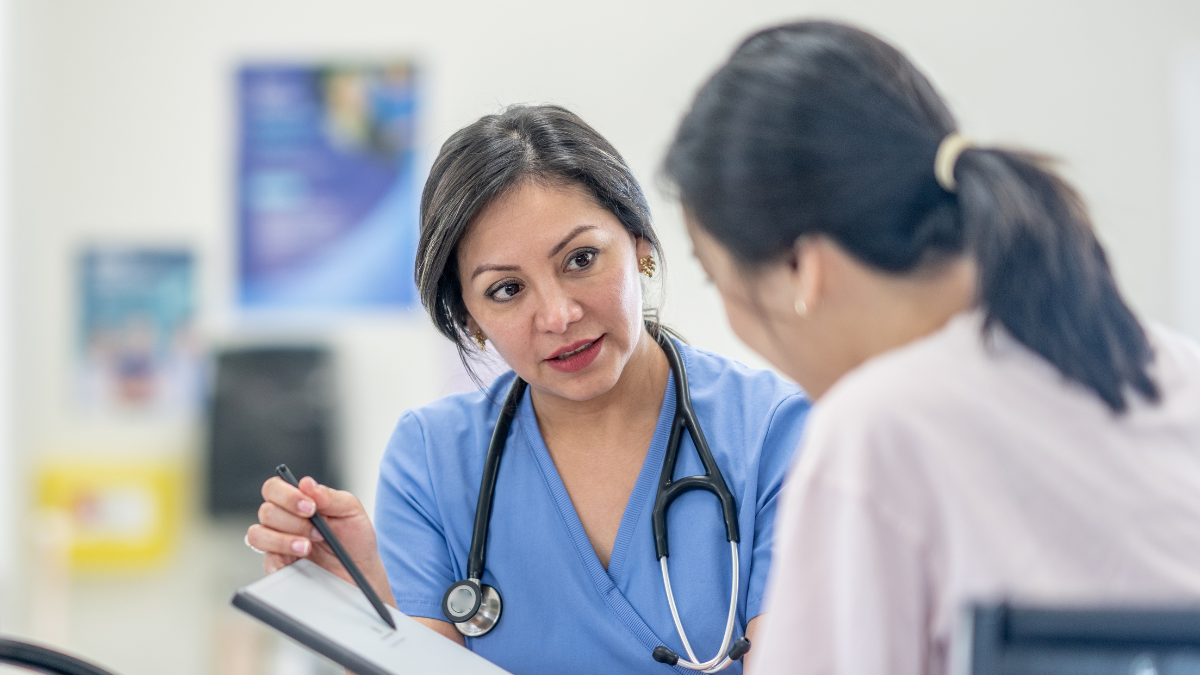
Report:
554,372,621,401
539,359,623,401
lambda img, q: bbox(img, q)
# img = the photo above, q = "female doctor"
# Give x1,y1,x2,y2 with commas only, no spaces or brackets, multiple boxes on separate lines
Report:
245,104,810,675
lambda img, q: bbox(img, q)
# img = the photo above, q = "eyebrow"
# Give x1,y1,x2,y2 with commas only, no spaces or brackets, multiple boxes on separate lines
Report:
548,225,598,258
470,264,520,281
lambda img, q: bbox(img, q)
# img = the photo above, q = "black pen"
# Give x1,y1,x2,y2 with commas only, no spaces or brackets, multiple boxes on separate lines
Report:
275,464,397,630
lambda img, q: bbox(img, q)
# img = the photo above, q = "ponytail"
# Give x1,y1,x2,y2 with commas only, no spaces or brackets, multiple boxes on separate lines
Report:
954,149,1157,411
665,20,1159,413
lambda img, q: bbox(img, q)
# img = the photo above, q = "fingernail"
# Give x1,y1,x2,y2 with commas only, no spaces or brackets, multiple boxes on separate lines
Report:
310,527,324,542
291,539,310,555
298,500,315,515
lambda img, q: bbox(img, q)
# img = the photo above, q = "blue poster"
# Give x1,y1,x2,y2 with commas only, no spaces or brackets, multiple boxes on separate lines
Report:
78,248,200,414
237,63,420,309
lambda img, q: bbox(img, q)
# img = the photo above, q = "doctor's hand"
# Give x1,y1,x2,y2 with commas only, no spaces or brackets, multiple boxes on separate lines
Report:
246,475,467,648
247,476,395,606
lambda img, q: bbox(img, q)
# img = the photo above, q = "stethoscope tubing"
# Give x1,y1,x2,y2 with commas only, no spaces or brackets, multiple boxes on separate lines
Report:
661,540,740,672
650,333,744,672
466,376,527,581
652,335,740,559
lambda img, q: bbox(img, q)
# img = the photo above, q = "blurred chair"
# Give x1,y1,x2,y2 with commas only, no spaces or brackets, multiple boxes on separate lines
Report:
0,638,119,675
963,603,1200,675
206,346,339,517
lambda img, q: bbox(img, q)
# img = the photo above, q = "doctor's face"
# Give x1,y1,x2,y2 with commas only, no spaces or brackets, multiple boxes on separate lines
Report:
457,181,652,402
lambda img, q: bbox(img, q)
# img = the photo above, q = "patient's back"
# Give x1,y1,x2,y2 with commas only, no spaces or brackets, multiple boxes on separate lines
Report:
760,311,1200,675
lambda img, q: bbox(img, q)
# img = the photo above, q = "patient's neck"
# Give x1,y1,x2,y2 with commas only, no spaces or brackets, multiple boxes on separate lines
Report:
861,256,978,357
805,254,978,400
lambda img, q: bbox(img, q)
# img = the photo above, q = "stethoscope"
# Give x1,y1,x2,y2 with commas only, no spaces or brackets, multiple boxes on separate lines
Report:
440,330,751,671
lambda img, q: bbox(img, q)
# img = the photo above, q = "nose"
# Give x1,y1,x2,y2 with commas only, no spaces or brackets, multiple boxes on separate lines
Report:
533,282,583,334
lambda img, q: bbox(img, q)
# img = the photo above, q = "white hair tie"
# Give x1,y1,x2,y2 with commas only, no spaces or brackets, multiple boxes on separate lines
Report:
934,132,974,193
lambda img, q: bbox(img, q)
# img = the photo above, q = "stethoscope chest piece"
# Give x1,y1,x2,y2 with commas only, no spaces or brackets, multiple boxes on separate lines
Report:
442,578,503,637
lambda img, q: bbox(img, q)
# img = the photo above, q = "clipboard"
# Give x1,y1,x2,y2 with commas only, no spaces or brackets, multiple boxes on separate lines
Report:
232,559,511,675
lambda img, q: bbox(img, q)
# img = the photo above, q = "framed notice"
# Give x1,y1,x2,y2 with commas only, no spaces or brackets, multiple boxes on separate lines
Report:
237,62,421,310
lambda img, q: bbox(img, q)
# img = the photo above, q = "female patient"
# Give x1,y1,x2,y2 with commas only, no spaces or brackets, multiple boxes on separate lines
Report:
665,21,1200,675
248,105,809,674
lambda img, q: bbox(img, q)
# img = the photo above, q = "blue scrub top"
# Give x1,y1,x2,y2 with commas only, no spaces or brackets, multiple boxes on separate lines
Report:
375,341,809,675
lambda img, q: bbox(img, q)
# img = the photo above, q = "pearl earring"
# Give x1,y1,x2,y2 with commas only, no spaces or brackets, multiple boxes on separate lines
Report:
795,298,808,317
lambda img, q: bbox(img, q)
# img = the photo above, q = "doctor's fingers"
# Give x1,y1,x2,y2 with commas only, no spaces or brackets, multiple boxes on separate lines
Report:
246,523,314,559
261,476,308,514
297,476,365,518
261,476,322,518
258,501,324,539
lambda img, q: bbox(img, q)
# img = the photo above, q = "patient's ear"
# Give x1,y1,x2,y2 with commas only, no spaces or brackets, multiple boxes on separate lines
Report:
792,236,825,314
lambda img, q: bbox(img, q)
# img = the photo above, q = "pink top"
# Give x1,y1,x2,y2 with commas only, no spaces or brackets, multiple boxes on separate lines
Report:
753,311,1200,675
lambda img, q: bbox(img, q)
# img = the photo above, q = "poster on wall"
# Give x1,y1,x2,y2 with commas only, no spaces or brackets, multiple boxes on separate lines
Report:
237,62,421,310
78,248,200,414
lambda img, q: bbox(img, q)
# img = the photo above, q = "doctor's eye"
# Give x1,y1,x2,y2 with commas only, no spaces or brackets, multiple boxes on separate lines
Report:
564,248,597,271
487,280,523,302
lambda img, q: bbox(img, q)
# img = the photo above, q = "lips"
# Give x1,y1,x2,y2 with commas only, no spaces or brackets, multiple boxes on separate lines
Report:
545,335,605,374
552,340,595,359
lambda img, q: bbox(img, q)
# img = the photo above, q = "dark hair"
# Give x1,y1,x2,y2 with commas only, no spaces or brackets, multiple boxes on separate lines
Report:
416,104,661,380
665,21,1157,412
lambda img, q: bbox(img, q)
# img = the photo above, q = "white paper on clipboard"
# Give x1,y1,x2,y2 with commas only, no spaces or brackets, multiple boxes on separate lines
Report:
232,559,511,675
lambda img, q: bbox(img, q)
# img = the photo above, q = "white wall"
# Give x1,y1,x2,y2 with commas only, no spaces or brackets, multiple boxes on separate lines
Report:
1175,48,1200,339
0,0,11,627
5,0,1199,673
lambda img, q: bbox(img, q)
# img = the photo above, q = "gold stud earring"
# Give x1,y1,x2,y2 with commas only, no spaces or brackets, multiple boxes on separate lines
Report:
795,298,808,317
639,256,656,278
474,330,487,351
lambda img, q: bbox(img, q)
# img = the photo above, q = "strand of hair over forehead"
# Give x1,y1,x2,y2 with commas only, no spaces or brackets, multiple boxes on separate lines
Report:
419,119,528,322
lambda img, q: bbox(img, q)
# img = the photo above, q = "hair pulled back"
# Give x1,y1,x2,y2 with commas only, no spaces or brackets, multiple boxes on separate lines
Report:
665,21,1157,413
417,104,660,379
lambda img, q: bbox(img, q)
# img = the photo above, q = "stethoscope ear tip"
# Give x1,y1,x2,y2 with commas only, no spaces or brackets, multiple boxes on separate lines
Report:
652,637,751,670
728,636,751,661
653,646,680,666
